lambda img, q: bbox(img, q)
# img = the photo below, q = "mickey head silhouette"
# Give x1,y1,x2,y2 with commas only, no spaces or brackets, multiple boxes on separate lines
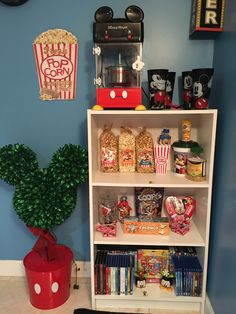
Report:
0,143,88,230
150,74,166,91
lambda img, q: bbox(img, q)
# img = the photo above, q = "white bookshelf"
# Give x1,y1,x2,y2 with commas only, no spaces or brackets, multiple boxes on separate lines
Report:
87,109,217,313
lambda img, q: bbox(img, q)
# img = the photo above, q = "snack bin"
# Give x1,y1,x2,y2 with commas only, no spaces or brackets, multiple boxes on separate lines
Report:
23,245,73,310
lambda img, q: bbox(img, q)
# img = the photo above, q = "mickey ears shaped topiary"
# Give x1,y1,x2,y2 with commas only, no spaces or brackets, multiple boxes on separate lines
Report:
0,143,88,188
0,143,88,230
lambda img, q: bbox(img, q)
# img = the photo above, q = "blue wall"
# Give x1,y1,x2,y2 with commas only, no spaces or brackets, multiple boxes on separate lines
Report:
0,0,214,261
207,1,236,313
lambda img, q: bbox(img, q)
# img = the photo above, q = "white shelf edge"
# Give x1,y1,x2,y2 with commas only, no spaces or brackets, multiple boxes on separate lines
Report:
91,171,210,188
92,182,209,188
94,283,203,303
88,109,217,115
94,294,203,302
93,221,205,247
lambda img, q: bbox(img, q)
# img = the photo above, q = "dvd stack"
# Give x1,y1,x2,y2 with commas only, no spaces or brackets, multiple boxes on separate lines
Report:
94,250,136,296
172,255,203,296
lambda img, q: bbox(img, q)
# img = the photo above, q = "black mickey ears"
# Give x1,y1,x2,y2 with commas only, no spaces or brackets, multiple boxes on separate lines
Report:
94,5,144,23
94,6,114,23
125,6,144,22
0,0,28,6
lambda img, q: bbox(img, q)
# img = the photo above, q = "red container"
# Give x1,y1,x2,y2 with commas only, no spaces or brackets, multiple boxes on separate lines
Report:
23,245,73,310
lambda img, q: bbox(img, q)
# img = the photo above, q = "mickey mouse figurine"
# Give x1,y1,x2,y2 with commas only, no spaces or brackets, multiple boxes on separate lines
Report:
117,195,132,223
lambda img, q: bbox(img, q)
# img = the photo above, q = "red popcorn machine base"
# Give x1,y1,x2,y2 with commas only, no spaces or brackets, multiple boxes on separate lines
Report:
23,245,73,310
96,88,142,109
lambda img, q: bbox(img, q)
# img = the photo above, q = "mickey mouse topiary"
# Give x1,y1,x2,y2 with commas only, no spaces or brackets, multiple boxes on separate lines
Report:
0,143,88,259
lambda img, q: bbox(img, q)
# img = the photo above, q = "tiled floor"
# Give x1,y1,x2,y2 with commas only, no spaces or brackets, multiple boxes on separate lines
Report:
0,276,200,314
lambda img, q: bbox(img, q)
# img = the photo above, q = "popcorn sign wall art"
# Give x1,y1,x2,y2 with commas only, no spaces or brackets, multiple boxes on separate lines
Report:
33,29,78,100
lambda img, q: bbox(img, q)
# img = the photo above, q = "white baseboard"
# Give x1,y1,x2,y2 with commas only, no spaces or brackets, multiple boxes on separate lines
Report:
0,260,91,278
205,295,215,314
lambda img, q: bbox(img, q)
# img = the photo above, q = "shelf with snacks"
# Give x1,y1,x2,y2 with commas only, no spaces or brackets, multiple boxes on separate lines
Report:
87,109,217,313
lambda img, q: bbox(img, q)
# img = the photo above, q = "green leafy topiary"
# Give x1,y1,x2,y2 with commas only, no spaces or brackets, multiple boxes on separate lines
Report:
0,143,88,230
0,144,38,185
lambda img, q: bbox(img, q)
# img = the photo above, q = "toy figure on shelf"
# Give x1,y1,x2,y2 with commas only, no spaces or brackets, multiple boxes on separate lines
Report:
96,223,117,237
158,128,171,145
117,195,132,223
160,269,175,292
134,271,148,288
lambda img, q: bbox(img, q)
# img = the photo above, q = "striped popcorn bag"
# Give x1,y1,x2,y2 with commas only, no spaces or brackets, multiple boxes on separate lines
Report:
33,29,78,100
154,144,170,174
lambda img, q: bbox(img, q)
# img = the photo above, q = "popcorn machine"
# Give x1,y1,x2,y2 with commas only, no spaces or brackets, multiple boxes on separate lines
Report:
93,6,144,109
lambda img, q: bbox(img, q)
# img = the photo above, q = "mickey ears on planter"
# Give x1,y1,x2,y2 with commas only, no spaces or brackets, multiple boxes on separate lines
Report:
94,5,144,23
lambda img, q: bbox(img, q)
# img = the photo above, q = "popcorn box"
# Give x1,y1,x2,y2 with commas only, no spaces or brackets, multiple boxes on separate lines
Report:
154,144,170,174
33,29,78,100
124,216,169,235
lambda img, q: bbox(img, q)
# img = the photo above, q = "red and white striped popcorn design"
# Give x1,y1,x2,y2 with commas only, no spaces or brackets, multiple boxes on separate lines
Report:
33,43,78,100
154,144,170,174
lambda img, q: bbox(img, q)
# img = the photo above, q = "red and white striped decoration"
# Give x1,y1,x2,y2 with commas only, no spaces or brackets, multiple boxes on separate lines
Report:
154,144,170,174
33,42,78,100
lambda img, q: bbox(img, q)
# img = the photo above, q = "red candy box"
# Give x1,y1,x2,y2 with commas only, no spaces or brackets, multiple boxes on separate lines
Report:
165,196,196,235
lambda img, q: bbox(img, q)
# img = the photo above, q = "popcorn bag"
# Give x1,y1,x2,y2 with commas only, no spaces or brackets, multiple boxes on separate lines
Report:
33,29,78,100
154,144,170,174
119,127,136,173
100,125,118,172
136,127,155,173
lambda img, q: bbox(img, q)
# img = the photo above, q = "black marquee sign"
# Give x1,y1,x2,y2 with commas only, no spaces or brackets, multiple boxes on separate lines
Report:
190,0,225,36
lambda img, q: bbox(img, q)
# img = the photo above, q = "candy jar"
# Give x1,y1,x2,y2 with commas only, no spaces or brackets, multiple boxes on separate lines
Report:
98,199,117,224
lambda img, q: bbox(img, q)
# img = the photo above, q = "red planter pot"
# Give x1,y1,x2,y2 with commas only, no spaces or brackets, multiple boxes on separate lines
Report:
23,245,73,310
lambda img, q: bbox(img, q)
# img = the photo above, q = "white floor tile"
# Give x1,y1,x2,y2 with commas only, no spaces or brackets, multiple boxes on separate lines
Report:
0,277,200,314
